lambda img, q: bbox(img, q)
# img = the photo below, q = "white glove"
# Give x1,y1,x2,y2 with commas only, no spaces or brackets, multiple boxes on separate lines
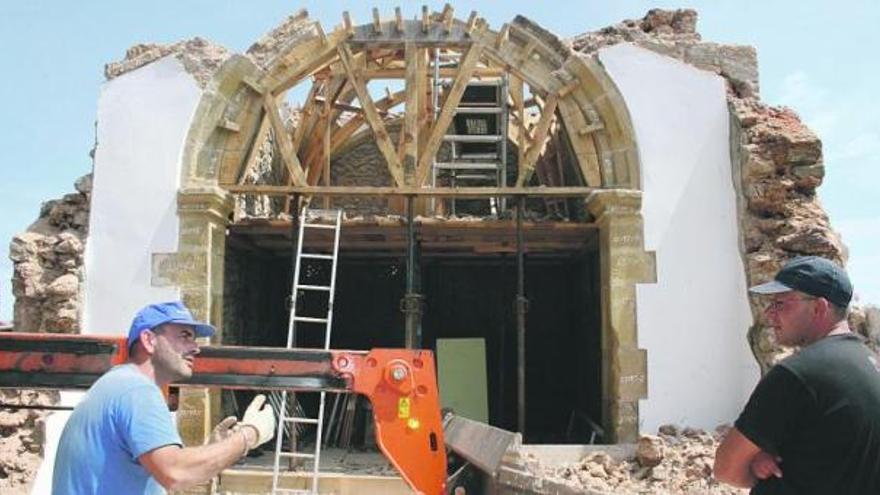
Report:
240,394,275,449
206,415,238,445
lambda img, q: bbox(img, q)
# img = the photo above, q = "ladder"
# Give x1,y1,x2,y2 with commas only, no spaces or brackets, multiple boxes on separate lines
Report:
432,68,510,215
271,207,343,495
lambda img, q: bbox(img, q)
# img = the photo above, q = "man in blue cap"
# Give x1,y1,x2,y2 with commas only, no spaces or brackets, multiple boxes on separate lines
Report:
714,256,880,494
52,301,276,494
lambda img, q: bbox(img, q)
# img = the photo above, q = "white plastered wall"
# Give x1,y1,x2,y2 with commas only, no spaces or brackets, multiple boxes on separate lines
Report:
82,55,202,334
598,44,759,432
32,56,202,494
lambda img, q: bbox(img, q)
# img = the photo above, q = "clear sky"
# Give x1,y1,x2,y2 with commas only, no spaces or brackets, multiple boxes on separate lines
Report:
1,1,877,322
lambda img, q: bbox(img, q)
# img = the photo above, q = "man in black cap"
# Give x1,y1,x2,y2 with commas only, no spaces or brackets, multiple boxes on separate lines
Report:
714,256,880,494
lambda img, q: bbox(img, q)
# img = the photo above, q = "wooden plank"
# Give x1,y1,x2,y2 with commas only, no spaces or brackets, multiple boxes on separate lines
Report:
226,185,597,198
344,66,504,79
509,75,527,171
414,37,486,186
403,42,420,185
337,42,405,187
516,93,558,187
236,113,271,185
262,94,308,187
323,96,332,208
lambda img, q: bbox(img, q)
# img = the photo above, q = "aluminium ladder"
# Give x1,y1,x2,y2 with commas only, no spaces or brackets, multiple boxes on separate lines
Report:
270,207,343,495
431,68,510,215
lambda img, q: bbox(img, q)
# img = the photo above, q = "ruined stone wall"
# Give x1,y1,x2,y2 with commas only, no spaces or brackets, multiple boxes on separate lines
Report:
9,175,91,334
569,9,847,372
3,175,89,494
105,37,231,89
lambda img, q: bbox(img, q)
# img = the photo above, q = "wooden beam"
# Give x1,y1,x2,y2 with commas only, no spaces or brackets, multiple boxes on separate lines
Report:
329,90,405,156
495,24,510,49
323,96,332,207
261,29,346,94
303,76,349,183
226,185,597,198
262,94,308,187
441,4,454,33
337,43,406,187
421,5,430,33
395,7,404,33
402,42,420,185
509,75,527,170
291,82,323,155
338,66,504,79
466,11,478,33
237,113,271,185
372,8,382,34
342,11,354,35
516,93,558,187
313,96,392,117
414,38,486,186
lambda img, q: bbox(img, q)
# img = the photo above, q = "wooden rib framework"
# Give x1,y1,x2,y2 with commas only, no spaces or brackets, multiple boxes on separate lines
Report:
216,5,639,200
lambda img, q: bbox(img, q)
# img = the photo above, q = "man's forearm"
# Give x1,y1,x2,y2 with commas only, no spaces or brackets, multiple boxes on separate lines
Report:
143,428,256,490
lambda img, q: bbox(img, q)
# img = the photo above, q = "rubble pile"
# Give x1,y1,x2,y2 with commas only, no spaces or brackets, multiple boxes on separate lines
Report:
0,391,57,494
528,426,745,495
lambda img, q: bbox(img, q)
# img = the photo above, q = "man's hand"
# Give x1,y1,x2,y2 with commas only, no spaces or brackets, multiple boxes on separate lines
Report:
206,416,238,445
750,451,782,480
240,394,275,449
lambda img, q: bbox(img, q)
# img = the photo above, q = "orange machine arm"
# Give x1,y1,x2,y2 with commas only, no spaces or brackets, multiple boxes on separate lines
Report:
0,333,447,495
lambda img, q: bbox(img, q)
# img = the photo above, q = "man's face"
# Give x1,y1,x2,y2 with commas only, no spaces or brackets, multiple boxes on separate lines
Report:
765,292,817,346
151,324,199,381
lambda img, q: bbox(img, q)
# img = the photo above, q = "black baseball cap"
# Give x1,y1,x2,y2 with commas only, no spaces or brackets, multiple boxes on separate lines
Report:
749,256,853,307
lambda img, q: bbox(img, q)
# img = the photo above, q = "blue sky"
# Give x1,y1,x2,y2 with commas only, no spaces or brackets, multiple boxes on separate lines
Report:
1,1,877,322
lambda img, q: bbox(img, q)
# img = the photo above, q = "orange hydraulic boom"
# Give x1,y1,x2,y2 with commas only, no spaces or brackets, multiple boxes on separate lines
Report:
0,332,447,494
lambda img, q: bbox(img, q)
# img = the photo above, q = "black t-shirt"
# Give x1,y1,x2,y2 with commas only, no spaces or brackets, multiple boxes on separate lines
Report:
735,333,880,495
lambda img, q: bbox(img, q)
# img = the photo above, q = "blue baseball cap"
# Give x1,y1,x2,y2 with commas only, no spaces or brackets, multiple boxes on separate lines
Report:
127,301,216,349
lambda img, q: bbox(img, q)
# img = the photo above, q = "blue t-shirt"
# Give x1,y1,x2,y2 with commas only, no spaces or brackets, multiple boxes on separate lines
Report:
52,364,182,494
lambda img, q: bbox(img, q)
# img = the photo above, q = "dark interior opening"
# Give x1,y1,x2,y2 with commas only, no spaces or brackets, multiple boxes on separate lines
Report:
223,234,603,444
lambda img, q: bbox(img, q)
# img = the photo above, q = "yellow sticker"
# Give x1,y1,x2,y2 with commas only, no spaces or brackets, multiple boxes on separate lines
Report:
398,397,411,419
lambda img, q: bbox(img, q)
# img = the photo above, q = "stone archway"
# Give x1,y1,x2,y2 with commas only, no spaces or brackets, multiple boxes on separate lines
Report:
169,7,653,444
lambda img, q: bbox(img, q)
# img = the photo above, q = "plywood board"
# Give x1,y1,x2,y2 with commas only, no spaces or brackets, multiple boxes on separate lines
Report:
437,338,489,423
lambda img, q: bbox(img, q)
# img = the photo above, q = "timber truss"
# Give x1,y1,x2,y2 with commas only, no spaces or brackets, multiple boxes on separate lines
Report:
215,5,639,206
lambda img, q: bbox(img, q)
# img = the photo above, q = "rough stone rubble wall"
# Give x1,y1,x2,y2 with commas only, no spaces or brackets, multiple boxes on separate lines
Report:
2,174,89,493
568,8,868,371
9,175,91,334
105,37,232,88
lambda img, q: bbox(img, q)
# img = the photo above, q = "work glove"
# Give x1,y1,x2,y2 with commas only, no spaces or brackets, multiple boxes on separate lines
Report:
205,415,238,445
240,394,275,449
